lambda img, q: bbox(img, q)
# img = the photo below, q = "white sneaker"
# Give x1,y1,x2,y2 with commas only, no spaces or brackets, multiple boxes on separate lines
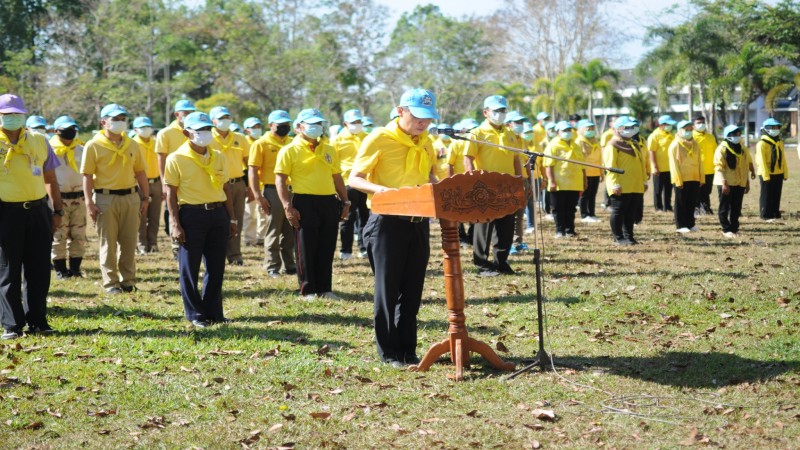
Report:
590,216,602,223
690,226,699,232
339,252,352,260
358,250,368,258
676,228,690,234
524,227,535,234
319,291,340,300
301,294,317,300
544,214,554,221
581,217,593,223
722,231,736,238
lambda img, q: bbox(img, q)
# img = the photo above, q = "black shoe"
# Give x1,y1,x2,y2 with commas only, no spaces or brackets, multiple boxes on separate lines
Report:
2,329,21,340
404,355,421,365
496,263,515,275
228,260,244,266
614,239,634,246
211,317,232,324
121,285,135,293
55,271,72,280
191,319,210,328
284,268,297,275
28,324,55,335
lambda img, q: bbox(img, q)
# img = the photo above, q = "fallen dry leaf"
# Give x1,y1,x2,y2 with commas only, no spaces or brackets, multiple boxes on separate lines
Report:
310,412,331,420
531,409,556,421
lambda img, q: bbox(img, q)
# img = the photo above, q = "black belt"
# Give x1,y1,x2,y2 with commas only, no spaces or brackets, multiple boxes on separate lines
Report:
0,197,47,209
148,177,160,183
180,202,224,210
62,192,84,199
394,215,425,223
263,184,276,188
95,187,138,196
228,176,245,184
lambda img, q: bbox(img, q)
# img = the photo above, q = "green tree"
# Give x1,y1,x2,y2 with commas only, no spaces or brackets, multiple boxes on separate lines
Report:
564,59,619,121
626,89,656,126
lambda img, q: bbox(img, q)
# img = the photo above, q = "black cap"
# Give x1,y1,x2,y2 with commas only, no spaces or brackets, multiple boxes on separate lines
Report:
693,113,706,122
568,114,582,122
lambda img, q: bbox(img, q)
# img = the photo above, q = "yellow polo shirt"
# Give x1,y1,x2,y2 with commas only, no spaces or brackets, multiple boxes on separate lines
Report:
433,137,451,180
155,120,187,155
274,135,340,195
755,136,788,181
81,132,145,190
464,120,522,175
351,119,435,205
668,138,703,187
446,139,467,175
209,129,248,179
603,137,647,195
249,132,290,185
693,130,718,175
134,135,159,179
0,130,49,201
713,142,752,188
164,142,229,205
647,127,674,172
575,135,602,177
543,137,585,191
532,123,546,147
334,127,367,184
600,128,615,148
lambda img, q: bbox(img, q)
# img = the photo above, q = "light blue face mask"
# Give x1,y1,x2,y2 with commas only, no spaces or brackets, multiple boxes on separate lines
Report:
1,114,26,131
584,130,596,139
560,131,573,141
303,123,323,139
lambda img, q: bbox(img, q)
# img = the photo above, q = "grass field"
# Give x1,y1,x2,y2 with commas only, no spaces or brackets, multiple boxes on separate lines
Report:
1,155,798,449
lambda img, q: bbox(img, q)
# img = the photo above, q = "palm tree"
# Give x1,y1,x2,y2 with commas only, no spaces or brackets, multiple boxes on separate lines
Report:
627,89,656,128
564,59,619,121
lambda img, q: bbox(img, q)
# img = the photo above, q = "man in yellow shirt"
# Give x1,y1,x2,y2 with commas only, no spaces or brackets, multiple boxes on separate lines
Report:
533,112,549,146
242,117,266,247
603,116,648,245
714,125,755,237
164,111,237,328
541,121,557,220
755,118,788,220
544,121,586,238
248,110,296,277
600,115,617,148
275,108,348,299
504,111,531,254
575,119,603,223
81,103,149,294
0,94,63,338
334,109,369,260
668,120,704,233
521,121,539,234
362,116,375,134
433,123,452,181
349,88,439,368
133,116,161,254
208,106,249,265
647,114,676,212
692,114,717,215
50,115,87,279
464,95,522,276
447,119,476,247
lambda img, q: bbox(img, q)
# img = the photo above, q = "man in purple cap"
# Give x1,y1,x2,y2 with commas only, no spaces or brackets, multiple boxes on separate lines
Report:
0,94,63,339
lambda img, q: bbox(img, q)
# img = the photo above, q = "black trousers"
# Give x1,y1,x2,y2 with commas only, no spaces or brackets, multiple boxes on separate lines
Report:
759,174,784,219
580,176,600,218
718,186,745,233
473,213,514,269
551,190,580,234
0,202,53,332
697,174,714,213
673,181,700,229
363,214,429,363
609,193,640,241
339,187,369,254
177,206,229,322
458,223,473,245
653,171,673,211
293,194,338,295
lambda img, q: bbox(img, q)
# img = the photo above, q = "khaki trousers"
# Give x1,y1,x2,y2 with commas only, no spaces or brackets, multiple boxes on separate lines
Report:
52,195,87,260
226,179,247,262
138,179,162,251
243,199,267,244
263,185,296,272
94,192,139,289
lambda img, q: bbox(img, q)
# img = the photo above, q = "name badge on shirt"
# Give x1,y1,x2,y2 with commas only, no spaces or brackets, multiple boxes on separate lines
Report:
32,165,43,176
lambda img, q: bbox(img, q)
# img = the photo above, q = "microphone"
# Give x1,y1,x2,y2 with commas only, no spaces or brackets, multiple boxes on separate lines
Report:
437,128,469,140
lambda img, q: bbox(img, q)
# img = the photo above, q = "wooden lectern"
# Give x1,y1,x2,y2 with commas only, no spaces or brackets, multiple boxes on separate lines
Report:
371,171,525,380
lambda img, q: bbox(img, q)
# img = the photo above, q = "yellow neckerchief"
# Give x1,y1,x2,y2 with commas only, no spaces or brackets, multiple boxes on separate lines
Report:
212,128,238,153
296,135,335,170
93,132,132,167
721,141,742,158
178,144,223,190
51,136,80,172
381,118,431,177
760,134,783,169
676,137,694,163
0,129,28,169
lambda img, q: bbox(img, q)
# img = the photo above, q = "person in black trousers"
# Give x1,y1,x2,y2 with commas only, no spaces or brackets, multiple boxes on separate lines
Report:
713,125,755,237
755,118,788,221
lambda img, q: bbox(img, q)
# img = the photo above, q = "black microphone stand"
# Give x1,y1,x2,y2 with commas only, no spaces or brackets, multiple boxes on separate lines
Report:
440,128,623,379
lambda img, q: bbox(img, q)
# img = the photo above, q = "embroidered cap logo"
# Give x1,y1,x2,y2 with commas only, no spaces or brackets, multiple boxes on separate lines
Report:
422,95,433,107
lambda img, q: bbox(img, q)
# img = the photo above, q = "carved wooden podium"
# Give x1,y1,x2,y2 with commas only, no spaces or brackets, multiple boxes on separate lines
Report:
371,171,525,380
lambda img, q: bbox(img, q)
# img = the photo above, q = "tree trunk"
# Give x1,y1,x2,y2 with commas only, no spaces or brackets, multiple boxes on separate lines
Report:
687,81,694,120
743,93,751,147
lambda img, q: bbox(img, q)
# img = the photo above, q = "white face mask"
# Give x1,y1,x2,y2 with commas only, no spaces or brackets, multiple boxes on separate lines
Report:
511,124,523,135
488,111,506,126
726,136,741,144
249,129,263,139
190,130,214,147
560,131,573,141
680,130,693,140
619,129,636,139
663,125,673,132
215,119,232,132
546,130,557,139
694,123,706,132
303,123,323,139
137,127,153,139
347,123,363,135
766,129,780,137
632,126,640,136
30,128,47,136
107,119,128,135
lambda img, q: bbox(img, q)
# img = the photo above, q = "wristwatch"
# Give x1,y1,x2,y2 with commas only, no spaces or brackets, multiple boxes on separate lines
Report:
53,209,65,216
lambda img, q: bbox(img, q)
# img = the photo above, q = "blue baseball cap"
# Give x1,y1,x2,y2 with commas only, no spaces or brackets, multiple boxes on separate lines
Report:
614,116,636,129
658,114,676,125
555,120,573,131
0,94,27,114
53,115,79,130
436,123,451,131
133,116,153,128
763,118,781,127
505,110,526,122
230,122,241,132
544,121,556,131
461,118,480,130
174,99,196,112
343,109,363,123
723,124,742,136
26,115,47,128
536,112,550,121
183,111,214,130
362,116,374,126
209,106,231,120
296,108,326,124
522,122,534,133
389,108,400,120
483,95,507,110
100,103,128,118
267,110,291,124
399,88,440,120
676,120,692,130
243,117,262,129
576,119,595,128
